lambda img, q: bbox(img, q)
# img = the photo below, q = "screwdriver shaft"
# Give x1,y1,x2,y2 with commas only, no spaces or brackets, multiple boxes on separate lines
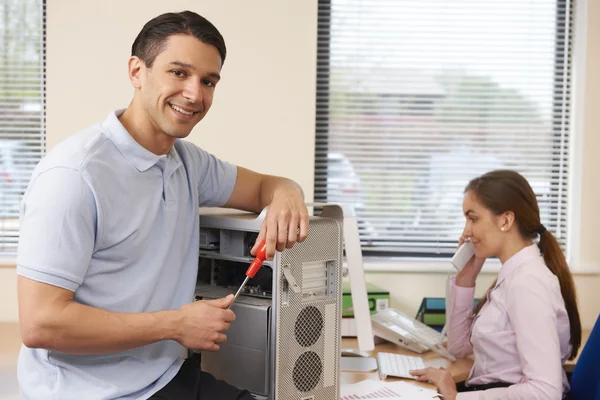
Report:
229,276,250,309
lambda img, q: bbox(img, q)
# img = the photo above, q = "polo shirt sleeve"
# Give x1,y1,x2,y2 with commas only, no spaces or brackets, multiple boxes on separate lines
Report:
17,167,97,292
191,146,237,207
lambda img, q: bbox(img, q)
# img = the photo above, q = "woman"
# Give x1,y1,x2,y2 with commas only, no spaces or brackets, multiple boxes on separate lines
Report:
411,170,581,399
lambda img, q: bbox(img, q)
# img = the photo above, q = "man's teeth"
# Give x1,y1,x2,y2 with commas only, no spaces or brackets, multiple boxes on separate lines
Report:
170,104,194,115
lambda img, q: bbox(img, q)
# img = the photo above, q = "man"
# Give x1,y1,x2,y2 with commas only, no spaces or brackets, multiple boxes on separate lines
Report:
16,11,308,400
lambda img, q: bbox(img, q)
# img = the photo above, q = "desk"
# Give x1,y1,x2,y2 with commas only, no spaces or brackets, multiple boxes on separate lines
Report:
341,338,473,390
341,328,590,391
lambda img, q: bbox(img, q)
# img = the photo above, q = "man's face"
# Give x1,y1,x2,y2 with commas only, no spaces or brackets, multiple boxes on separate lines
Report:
137,34,222,139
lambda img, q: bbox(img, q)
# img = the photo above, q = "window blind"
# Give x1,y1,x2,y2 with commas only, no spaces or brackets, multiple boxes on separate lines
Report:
0,0,45,257
315,0,573,256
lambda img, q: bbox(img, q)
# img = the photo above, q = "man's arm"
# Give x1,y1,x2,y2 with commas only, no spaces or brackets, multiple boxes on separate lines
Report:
18,276,235,355
18,161,237,355
224,167,309,259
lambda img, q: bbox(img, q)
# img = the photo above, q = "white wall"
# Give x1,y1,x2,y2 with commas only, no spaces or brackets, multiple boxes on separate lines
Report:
0,268,18,322
578,0,600,271
1,0,599,328
45,0,317,200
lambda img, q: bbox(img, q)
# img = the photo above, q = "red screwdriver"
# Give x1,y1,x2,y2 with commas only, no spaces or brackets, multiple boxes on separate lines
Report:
229,239,268,308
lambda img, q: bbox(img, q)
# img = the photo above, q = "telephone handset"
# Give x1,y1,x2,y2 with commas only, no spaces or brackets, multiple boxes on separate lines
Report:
450,241,475,272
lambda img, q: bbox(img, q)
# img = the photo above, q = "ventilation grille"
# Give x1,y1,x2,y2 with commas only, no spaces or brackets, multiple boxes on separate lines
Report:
293,351,323,392
295,306,324,347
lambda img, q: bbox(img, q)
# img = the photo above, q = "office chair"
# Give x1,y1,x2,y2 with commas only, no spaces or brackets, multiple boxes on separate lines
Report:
569,314,600,400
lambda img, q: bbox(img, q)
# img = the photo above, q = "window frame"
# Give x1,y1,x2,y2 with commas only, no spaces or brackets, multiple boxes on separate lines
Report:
314,0,577,267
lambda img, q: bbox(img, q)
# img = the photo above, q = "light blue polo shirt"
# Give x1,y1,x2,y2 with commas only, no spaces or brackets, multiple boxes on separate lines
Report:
16,110,237,400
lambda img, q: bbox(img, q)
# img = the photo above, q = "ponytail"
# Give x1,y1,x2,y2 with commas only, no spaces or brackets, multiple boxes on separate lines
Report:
472,279,496,317
538,230,581,360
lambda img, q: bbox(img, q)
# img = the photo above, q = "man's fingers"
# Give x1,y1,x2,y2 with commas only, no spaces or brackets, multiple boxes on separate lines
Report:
265,216,278,260
204,342,220,352
257,206,309,257
221,309,236,323
298,212,309,242
204,294,234,309
286,215,299,249
276,213,289,252
251,225,267,256
214,333,227,344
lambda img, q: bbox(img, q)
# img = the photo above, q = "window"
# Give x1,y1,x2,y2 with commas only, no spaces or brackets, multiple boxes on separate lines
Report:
315,0,573,256
0,0,45,257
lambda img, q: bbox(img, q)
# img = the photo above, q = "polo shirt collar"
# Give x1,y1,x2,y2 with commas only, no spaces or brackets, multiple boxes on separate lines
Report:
101,109,164,172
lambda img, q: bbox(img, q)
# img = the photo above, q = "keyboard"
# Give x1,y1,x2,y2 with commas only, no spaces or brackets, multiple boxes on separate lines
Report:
376,352,425,380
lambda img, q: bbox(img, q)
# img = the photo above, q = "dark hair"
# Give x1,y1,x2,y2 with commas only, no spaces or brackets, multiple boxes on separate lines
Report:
467,169,581,360
131,11,226,68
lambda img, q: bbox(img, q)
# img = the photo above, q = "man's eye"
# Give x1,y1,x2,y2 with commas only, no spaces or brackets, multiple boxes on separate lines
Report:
171,70,186,77
202,79,215,87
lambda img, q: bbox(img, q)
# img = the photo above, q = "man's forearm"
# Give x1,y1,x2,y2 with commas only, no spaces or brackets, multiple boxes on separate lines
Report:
25,301,181,355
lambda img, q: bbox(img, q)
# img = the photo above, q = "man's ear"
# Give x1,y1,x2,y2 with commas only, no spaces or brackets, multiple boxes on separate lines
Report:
128,56,144,89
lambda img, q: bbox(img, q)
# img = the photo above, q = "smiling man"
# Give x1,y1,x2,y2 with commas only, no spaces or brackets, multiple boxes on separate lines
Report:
16,11,308,400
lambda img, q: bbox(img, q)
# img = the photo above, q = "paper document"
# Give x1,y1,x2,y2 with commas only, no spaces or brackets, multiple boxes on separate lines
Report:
340,379,440,399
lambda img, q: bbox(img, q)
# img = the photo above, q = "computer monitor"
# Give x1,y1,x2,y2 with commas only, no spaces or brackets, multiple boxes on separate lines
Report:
312,203,375,355
339,205,375,354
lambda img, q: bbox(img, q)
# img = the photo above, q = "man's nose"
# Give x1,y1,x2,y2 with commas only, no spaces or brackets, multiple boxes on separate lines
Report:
183,81,202,104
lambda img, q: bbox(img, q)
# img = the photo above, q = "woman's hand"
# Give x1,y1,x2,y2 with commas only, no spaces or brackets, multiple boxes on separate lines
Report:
410,367,457,400
455,235,486,288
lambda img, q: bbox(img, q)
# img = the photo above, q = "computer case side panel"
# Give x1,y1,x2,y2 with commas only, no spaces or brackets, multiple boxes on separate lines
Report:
273,217,342,400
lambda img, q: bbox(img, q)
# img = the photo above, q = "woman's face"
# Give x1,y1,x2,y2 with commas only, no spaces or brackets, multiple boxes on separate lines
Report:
462,190,505,259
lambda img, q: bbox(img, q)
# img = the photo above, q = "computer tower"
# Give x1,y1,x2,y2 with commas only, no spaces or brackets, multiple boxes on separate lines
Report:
195,206,343,400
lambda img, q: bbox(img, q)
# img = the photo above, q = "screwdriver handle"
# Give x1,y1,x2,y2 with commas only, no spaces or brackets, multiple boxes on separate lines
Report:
246,239,267,278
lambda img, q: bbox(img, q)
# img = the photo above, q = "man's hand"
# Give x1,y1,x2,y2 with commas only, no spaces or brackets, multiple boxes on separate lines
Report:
410,367,458,400
175,295,236,352
251,185,309,260
223,167,309,260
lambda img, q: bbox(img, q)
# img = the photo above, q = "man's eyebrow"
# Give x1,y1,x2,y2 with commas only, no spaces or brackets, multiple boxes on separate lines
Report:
207,72,221,81
168,61,221,80
169,61,195,70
